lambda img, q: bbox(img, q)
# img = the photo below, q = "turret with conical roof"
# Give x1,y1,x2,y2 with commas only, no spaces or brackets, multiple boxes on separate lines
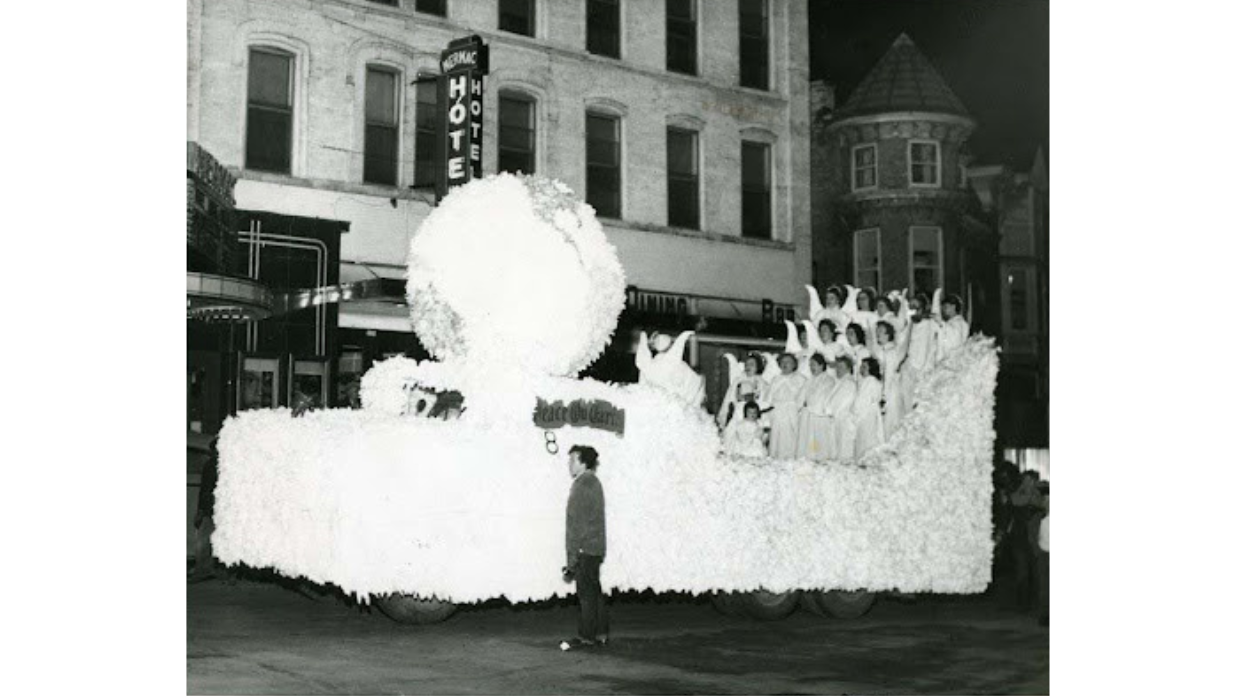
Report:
812,33,995,337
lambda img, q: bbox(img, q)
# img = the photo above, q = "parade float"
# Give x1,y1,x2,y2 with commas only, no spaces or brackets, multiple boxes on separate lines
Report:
214,173,998,624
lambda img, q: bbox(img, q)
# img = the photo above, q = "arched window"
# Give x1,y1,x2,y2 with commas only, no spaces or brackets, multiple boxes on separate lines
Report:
498,91,536,174
413,72,439,188
363,64,401,186
586,110,622,218
246,47,295,173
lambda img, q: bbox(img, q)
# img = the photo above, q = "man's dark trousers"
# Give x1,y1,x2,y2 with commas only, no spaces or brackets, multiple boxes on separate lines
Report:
576,553,609,641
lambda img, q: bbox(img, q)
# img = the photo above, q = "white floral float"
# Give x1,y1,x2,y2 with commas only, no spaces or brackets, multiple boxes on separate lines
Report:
213,173,997,613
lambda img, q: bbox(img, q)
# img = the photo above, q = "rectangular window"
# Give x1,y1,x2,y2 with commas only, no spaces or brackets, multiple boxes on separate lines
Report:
416,0,446,16
587,0,621,59
666,0,697,75
738,0,769,90
1009,268,1029,331
499,0,535,36
853,228,881,290
368,0,399,6
851,143,877,191
910,226,943,295
666,127,699,229
741,140,771,239
586,112,622,218
909,140,941,187
364,66,400,186
498,93,536,175
246,48,294,174
413,75,438,188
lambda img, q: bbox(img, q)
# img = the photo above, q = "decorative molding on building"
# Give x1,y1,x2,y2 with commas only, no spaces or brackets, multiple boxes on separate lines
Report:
828,112,974,147
838,188,975,216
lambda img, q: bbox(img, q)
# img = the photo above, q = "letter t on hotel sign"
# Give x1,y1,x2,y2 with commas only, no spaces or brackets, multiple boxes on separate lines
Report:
436,35,489,204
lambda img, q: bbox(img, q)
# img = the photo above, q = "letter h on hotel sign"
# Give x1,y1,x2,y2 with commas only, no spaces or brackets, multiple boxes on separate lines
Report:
436,35,489,204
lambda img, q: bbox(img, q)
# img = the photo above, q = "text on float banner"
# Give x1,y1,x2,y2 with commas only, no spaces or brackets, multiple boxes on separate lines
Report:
533,398,626,437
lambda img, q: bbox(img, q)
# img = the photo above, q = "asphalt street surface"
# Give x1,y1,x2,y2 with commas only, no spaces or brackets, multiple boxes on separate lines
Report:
187,573,1048,695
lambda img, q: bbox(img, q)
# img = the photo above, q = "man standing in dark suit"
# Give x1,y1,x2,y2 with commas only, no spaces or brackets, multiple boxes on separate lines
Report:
560,445,608,651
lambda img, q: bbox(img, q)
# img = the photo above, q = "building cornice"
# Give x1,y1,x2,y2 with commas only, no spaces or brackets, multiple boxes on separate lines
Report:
838,188,976,216
826,111,974,146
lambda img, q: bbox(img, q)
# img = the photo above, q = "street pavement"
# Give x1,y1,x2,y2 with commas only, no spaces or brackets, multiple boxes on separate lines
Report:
188,574,1048,695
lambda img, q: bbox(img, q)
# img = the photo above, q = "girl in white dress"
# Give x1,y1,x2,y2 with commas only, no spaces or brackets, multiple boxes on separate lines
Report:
809,284,851,333
814,319,848,365
767,353,808,459
820,356,858,460
795,354,837,461
870,317,910,435
902,292,938,410
717,353,768,428
844,323,871,367
723,401,768,458
844,285,879,340
844,357,886,460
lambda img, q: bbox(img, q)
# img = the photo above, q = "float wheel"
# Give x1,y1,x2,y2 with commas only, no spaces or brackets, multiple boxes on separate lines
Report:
710,592,744,616
804,590,876,619
736,590,801,620
374,593,459,625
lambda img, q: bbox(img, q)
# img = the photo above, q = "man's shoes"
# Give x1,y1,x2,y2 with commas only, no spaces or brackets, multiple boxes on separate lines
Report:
559,637,596,651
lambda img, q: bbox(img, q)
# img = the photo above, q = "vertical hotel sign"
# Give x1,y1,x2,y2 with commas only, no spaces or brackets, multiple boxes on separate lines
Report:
437,35,489,204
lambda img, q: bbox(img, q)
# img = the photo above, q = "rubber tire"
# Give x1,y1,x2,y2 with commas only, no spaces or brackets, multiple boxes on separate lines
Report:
375,593,459,625
736,590,801,620
807,590,876,619
710,592,743,616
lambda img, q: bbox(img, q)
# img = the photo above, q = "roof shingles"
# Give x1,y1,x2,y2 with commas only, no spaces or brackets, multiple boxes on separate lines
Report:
835,33,970,120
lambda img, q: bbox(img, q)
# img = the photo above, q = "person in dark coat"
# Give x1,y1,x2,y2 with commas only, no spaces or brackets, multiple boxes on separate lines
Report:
190,437,219,583
560,445,608,651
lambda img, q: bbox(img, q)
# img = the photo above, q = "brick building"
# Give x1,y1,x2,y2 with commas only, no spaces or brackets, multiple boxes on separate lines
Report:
810,33,997,335
187,0,813,428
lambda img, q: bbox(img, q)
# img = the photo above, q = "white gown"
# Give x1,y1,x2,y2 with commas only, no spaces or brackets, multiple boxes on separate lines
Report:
767,371,807,459
723,418,767,458
796,373,837,461
935,316,970,361
718,374,768,428
902,319,937,406
820,377,857,460
843,375,885,460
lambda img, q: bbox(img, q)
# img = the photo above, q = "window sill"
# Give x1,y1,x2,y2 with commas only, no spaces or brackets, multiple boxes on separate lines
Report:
233,168,437,203
596,216,794,251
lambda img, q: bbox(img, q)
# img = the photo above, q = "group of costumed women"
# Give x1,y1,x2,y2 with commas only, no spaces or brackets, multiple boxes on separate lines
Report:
719,284,971,461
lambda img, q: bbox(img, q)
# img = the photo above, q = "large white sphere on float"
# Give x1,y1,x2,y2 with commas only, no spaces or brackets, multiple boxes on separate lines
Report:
406,174,627,377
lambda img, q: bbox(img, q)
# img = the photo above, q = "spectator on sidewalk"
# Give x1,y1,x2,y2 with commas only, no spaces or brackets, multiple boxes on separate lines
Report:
190,437,219,583
1009,470,1046,611
560,445,609,651
1036,492,1049,627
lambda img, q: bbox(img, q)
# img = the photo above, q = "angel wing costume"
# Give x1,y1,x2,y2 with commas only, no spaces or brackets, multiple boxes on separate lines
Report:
636,331,706,406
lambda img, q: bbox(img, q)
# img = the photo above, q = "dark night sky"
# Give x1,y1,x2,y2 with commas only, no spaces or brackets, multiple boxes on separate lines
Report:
810,0,1049,170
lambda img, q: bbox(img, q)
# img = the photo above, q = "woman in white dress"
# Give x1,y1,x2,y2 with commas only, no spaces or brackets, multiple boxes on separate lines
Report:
821,355,858,460
932,290,970,360
795,354,837,461
766,353,808,459
844,357,886,460
723,401,768,458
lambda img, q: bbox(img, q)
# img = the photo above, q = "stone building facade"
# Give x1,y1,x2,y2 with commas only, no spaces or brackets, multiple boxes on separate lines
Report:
187,0,812,416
